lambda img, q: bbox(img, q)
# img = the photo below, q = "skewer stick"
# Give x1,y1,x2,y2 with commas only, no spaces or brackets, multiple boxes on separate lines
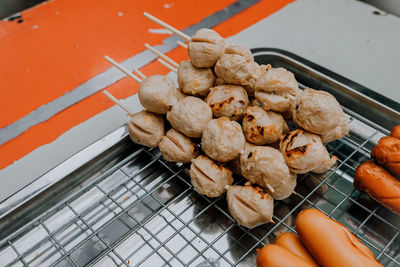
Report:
177,40,188,49
104,55,142,83
134,69,146,79
103,90,134,116
266,184,275,193
143,12,191,42
157,58,177,73
145,43,179,68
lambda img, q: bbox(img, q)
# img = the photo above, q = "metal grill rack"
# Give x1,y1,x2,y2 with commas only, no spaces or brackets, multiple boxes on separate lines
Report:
0,49,399,266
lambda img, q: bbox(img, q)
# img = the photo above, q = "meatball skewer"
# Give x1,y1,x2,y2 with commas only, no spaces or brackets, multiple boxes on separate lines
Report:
145,43,216,96
144,12,228,68
102,90,164,148
105,55,182,115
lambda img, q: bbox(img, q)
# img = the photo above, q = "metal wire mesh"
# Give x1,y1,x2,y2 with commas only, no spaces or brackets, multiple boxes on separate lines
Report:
0,110,399,266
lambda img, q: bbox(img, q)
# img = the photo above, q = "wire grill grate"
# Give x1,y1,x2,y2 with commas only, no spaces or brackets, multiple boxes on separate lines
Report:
1,83,400,266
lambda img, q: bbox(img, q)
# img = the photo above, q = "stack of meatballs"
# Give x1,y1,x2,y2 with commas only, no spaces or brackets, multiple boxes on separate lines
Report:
125,28,349,229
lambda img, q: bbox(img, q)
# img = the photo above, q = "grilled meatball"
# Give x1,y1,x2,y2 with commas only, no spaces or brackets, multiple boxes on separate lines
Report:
254,67,300,117
128,110,164,147
242,106,287,145
177,61,215,96
159,129,199,163
188,28,228,68
226,185,274,228
225,45,254,62
190,155,233,197
138,75,180,114
293,88,349,143
280,129,337,174
202,117,246,162
240,143,297,200
206,85,249,120
167,96,212,138
214,54,262,88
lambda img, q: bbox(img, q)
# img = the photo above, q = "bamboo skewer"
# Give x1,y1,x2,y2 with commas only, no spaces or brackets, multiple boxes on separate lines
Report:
143,12,191,42
103,90,134,116
157,58,178,73
145,43,179,68
177,40,188,49
104,55,142,83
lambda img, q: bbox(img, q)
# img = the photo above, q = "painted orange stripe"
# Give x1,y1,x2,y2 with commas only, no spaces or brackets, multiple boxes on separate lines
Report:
0,0,237,128
0,0,294,170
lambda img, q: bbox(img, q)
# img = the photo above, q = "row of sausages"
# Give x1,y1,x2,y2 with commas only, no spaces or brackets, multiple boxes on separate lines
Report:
257,209,383,267
354,125,400,215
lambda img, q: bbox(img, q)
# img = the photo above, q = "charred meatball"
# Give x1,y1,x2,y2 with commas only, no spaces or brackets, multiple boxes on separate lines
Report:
206,85,249,120
240,143,297,200
279,129,337,174
242,106,287,145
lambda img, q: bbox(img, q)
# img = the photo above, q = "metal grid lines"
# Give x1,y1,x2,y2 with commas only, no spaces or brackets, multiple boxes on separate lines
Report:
1,113,400,266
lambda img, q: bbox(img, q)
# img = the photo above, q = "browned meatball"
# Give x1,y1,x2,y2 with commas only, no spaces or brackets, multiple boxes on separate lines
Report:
128,110,164,147
190,155,233,197
242,106,287,145
240,143,297,200
279,129,337,174
206,85,249,120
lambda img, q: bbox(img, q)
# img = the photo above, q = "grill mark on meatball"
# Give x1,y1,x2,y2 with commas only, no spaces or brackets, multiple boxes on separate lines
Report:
238,100,245,105
286,145,309,157
248,151,253,158
244,113,255,121
251,186,271,199
192,162,216,183
129,121,153,136
234,194,258,214
210,97,235,110
281,133,290,143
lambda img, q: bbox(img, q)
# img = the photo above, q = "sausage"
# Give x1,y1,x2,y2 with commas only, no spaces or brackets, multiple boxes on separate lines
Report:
390,125,400,140
256,244,315,267
296,209,382,267
275,232,318,266
354,161,400,215
371,136,400,177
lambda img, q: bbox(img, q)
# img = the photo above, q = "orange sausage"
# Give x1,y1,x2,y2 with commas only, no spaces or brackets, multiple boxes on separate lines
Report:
390,125,400,140
275,232,318,266
371,136,400,178
354,161,400,215
296,209,382,267
256,244,315,267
